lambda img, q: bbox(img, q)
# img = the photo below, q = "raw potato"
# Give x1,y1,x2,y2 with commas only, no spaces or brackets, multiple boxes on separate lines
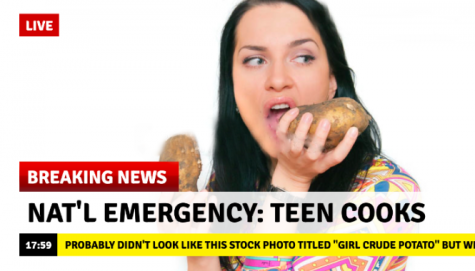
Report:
286,97,371,150
159,134,202,192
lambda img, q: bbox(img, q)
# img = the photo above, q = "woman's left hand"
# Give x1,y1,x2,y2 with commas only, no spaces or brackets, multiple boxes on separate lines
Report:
272,107,359,192
157,190,216,234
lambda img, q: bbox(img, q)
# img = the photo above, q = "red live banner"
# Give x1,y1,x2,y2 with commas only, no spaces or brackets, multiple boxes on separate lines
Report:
19,14,60,37
19,162,178,192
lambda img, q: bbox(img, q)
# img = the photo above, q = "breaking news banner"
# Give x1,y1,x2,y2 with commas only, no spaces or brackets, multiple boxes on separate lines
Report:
2,0,475,270
19,162,178,192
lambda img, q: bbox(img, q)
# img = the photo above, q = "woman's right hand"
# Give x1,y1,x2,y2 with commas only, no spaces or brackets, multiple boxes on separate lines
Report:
272,107,358,192
187,256,221,271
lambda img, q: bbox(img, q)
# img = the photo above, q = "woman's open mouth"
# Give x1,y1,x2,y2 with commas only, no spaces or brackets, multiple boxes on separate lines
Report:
264,97,296,137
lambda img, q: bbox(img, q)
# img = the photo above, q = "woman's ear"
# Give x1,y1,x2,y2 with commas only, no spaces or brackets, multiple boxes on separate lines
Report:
328,74,337,100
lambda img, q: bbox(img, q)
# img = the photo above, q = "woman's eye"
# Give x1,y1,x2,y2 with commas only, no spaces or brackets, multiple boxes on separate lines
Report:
294,55,315,64
243,57,265,66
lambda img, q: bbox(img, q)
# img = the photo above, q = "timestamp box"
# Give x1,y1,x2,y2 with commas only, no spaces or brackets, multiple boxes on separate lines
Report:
20,233,57,256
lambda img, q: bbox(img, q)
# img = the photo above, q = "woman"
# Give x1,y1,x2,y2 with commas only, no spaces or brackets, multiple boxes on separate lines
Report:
189,0,420,270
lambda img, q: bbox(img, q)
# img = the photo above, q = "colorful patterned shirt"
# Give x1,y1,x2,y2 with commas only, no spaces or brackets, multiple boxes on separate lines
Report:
207,156,420,271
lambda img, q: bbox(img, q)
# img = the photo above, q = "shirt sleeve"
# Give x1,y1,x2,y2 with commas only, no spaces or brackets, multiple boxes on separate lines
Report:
352,156,420,193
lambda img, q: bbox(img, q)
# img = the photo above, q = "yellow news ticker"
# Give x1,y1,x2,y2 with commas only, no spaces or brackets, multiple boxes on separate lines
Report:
57,234,475,256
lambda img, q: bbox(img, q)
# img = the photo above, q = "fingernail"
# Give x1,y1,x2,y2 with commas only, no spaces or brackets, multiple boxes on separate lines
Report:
304,113,313,123
350,127,358,138
289,108,299,116
320,119,330,131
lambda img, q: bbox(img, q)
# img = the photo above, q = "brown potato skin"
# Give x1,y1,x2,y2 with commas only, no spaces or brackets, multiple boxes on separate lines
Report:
286,98,371,150
159,134,201,192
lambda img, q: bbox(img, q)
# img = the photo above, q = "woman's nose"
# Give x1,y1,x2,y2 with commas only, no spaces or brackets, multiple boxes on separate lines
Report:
264,62,293,92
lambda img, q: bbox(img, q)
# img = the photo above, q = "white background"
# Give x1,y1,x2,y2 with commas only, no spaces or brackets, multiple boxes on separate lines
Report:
1,0,475,270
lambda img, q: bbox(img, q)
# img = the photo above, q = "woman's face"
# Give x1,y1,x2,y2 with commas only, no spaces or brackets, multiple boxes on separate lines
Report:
233,3,337,158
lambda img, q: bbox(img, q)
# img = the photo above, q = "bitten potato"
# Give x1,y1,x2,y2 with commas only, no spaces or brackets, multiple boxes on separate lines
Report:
159,134,202,192
286,97,371,150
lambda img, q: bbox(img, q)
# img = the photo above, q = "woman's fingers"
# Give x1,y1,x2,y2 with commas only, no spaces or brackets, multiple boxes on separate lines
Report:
189,190,208,222
174,192,199,233
321,127,358,170
276,108,299,142
159,190,215,234
175,190,211,233
157,192,177,233
290,112,313,156
171,192,195,207
274,106,359,181
196,195,217,233
306,119,331,160
158,192,174,204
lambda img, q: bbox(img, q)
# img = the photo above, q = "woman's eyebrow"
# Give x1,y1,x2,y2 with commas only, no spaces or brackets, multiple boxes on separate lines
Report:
289,38,318,48
238,38,318,54
238,45,266,54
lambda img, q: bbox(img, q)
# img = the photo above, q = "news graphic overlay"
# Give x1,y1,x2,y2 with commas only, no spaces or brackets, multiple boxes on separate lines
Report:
19,162,475,257
19,14,59,37
19,162,178,191
18,233,475,257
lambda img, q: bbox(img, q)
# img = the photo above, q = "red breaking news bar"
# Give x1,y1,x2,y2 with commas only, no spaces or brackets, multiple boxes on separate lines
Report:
19,162,179,192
